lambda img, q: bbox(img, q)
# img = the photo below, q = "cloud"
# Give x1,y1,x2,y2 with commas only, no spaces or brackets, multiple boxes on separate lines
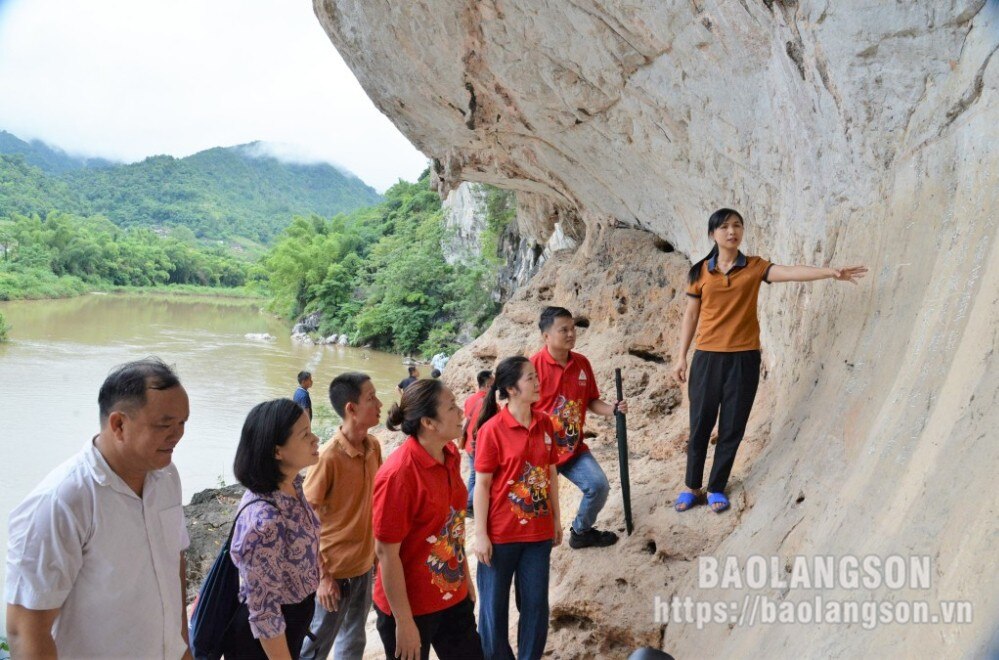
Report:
236,141,359,178
0,0,428,191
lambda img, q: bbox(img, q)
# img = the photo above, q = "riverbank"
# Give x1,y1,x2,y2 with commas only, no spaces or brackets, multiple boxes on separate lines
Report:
0,273,262,302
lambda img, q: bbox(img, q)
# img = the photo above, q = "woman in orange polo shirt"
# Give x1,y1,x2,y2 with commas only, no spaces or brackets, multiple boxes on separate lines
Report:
474,356,562,660
373,379,483,660
673,208,867,513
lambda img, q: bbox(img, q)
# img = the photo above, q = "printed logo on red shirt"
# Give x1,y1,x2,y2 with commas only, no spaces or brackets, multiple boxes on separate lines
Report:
578,371,587,385
425,506,466,601
506,461,551,524
550,395,583,458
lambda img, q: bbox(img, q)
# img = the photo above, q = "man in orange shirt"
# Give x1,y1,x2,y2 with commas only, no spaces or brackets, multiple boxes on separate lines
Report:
301,372,383,660
458,369,493,517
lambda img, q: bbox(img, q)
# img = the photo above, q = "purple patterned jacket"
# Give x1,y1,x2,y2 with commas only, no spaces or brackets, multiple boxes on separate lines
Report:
230,475,321,639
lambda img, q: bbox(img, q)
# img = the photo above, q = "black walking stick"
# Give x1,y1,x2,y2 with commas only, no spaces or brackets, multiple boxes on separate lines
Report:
615,368,634,535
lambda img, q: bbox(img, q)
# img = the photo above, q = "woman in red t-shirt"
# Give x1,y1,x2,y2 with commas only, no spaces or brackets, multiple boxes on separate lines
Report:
372,379,483,660
473,356,562,660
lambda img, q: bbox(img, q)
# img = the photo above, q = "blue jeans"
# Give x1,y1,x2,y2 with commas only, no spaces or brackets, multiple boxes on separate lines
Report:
467,454,476,511
476,541,552,660
300,568,373,660
557,452,609,534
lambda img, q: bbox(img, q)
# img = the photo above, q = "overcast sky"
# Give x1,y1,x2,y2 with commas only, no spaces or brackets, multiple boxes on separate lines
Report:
0,0,428,192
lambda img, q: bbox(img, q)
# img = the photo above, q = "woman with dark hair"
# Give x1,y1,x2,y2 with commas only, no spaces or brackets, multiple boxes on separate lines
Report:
473,356,561,660
673,208,867,513
372,379,483,660
223,398,321,659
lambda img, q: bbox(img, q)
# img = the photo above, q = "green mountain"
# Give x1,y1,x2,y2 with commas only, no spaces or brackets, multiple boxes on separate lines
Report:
0,130,113,173
0,132,383,242
0,154,87,217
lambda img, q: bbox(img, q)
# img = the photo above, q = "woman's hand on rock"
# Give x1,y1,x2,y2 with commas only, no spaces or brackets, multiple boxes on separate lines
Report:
832,265,868,284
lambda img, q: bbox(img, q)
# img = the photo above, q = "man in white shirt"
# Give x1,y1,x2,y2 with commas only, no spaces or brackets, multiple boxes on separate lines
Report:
5,357,193,659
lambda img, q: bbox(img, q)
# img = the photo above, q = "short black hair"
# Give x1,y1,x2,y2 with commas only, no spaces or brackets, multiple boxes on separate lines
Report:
233,398,306,494
407,365,418,376
476,370,493,388
539,306,573,333
98,357,181,425
328,372,371,418
430,369,441,379
297,371,312,384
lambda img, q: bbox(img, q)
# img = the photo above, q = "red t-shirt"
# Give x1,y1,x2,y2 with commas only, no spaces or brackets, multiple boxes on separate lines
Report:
462,390,487,456
530,346,601,466
474,406,559,543
372,437,469,616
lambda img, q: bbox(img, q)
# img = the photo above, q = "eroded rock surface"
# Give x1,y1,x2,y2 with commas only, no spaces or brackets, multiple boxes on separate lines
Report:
315,1,998,656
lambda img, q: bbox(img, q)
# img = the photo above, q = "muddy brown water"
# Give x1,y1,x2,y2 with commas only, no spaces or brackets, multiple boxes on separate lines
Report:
0,293,413,622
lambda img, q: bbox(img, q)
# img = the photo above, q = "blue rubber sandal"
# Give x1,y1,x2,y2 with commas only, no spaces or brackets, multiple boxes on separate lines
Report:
674,491,698,512
707,492,730,513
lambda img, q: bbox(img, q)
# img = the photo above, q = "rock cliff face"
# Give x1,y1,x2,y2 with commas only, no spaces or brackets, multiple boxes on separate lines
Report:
314,1,998,656
442,182,583,302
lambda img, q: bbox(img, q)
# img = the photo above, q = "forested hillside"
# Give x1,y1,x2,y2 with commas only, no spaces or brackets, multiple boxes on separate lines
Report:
264,171,504,355
0,132,382,242
0,130,113,173
0,131,509,356
65,145,382,241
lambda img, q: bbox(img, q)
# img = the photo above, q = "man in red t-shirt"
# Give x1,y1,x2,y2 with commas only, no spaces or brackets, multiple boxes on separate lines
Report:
530,306,628,549
458,369,493,517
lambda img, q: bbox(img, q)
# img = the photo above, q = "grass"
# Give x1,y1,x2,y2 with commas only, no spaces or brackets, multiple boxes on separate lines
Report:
0,268,265,304
0,268,90,301
107,284,265,303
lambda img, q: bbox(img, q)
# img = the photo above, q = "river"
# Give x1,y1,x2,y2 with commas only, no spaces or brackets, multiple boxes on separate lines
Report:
0,293,411,626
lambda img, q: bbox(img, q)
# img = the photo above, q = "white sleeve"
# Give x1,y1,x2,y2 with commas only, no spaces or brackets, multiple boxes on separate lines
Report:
5,490,87,610
179,507,191,552
169,466,190,552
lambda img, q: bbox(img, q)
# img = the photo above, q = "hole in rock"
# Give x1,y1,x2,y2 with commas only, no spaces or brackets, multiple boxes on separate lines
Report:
653,236,675,253
643,539,658,554
574,317,590,328
629,349,666,364
551,610,595,631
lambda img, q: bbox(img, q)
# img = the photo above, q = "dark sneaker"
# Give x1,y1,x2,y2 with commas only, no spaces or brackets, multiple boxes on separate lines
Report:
568,527,619,549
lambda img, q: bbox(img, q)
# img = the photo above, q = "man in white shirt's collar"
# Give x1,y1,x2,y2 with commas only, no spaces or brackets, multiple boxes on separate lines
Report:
5,357,193,659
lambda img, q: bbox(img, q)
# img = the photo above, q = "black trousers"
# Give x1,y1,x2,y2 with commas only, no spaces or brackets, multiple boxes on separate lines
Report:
374,596,484,660
221,592,316,659
685,349,761,493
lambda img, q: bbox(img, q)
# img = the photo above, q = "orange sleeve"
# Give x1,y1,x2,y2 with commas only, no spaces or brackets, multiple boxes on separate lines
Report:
757,256,774,283
303,451,334,512
686,264,704,297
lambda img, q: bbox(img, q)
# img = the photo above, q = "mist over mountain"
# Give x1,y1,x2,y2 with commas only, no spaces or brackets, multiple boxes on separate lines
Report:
0,130,116,173
0,131,382,242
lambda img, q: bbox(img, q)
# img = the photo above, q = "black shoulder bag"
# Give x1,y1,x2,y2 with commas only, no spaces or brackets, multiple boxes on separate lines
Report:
189,497,272,660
